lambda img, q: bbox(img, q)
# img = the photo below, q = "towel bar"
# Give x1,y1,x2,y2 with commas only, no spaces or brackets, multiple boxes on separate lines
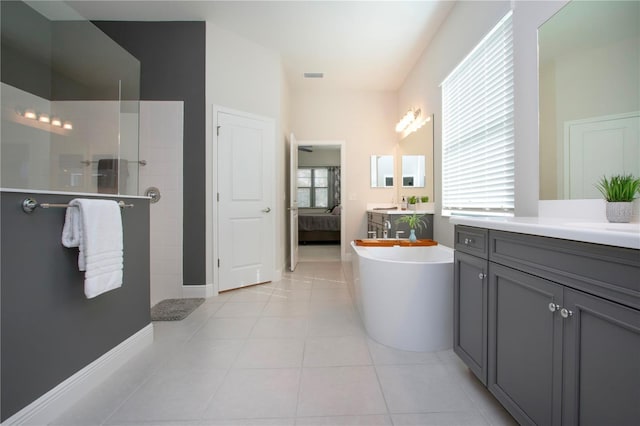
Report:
22,197,134,213
80,160,147,166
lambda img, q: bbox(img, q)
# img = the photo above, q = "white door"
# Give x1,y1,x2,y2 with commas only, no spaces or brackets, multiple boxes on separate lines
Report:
289,133,299,271
564,112,639,198
217,110,275,292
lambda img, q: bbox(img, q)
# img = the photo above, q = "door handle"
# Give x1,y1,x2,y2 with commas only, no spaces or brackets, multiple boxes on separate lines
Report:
560,308,573,318
262,207,271,213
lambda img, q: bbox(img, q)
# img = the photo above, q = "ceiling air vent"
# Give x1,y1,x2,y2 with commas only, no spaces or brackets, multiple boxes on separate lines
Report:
303,72,324,79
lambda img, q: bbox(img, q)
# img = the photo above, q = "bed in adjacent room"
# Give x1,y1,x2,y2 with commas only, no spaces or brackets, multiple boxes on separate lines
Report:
298,205,341,243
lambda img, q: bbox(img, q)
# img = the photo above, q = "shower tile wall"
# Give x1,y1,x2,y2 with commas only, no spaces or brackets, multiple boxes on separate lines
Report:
139,101,184,306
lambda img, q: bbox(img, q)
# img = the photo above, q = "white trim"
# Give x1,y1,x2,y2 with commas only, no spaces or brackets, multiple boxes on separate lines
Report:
182,283,215,298
2,324,153,426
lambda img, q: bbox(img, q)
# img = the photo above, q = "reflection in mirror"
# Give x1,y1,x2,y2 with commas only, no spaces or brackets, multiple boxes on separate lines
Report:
397,115,434,201
539,0,639,200
402,155,425,187
0,0,141,195
370,155,394,187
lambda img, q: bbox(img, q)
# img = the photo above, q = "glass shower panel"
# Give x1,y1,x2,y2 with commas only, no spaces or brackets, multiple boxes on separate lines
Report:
0,1,140,195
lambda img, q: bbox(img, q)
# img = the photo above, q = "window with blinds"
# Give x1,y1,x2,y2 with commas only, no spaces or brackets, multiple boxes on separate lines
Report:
297,168,329,208
441,11,514,217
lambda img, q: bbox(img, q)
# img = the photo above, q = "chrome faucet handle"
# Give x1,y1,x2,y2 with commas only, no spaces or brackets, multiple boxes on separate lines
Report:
368,231,377,238
395,231,405,239
384,220,391,230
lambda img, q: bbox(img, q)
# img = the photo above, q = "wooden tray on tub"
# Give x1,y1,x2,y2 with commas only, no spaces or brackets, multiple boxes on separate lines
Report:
354,239,438,247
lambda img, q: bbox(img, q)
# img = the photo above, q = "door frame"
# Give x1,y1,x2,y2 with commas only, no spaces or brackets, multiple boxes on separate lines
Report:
294,139,347,261
210,105,276,295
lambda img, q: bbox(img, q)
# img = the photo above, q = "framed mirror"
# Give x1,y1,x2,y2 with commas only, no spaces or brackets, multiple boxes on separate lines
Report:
370,155,394,188
402,155,425,187
538,0,639,200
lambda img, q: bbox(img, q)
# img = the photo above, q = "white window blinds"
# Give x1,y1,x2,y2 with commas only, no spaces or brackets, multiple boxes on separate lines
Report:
442,11,514,216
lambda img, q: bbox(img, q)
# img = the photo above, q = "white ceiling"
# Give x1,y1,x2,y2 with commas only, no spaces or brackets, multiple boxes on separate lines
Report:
65,1,455,91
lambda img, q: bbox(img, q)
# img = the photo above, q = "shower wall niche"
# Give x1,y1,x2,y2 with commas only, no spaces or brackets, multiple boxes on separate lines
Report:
1,0,140,195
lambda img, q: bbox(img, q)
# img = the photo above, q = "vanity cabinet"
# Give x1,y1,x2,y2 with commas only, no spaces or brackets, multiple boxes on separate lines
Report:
453,226,489,384
454,225,640,426
488,262,563,425
367,211,433,239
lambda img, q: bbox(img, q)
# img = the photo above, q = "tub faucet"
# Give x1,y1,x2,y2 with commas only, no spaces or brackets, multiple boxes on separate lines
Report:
383,220,391,238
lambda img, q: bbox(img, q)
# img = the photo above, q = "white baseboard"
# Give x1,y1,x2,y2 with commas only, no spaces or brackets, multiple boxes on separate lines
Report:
182,283,215,298
2,323,154,426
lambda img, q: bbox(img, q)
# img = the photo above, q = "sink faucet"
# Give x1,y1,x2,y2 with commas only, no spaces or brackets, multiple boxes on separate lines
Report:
383,220,391,238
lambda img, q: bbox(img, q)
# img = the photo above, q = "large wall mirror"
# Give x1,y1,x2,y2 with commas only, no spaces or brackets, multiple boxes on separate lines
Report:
370,155,394,188
538,0,639,200
401,155,425,187
397,114,434,200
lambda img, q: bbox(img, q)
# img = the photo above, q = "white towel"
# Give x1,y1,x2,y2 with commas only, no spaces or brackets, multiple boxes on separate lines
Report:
62,199,123,299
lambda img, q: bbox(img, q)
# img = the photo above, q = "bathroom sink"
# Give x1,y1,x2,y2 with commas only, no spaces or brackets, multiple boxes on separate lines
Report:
565,222,640,233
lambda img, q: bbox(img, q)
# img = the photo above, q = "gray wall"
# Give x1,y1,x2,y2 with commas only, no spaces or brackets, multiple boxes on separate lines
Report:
94,21,206,286
0,191,150,421
1,1,139,102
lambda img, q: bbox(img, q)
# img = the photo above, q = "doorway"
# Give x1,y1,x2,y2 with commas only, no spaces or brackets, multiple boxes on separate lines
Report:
290,140,345,266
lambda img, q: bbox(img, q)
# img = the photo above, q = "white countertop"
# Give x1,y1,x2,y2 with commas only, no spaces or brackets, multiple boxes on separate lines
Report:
368,209,434,215
449,216,640,250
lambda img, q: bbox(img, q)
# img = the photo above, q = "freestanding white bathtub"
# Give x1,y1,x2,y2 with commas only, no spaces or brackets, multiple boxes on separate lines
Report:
350,241,454,352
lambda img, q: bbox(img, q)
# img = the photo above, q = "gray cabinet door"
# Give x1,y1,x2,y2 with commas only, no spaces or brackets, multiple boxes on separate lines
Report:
488,263,563,426
562,289,640,426
454,251,488,384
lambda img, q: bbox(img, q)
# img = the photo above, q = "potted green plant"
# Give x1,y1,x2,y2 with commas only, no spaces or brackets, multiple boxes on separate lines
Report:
595,174,640,223
420,196,429,203
396,213,427,242
407,195,418,210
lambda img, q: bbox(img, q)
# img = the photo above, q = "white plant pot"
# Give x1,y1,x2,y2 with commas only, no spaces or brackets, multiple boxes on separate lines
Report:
408,204,417,211
606,201,633,223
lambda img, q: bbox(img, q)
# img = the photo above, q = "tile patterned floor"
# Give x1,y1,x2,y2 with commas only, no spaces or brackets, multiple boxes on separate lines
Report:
298,244,341,262
52,261,516,426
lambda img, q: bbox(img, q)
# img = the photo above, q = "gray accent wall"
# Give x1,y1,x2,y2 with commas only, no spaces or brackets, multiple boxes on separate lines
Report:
0,191,150,421
94,21,206,286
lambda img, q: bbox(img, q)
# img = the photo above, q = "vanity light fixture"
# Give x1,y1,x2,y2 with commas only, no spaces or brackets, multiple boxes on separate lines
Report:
395,108,421,133
405,114,431,134
17,109,72,131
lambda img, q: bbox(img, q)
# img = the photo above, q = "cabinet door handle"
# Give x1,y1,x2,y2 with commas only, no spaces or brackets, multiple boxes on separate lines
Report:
478,273,486,280
464,238,475,245
560,308,573,318
548,303,561,312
